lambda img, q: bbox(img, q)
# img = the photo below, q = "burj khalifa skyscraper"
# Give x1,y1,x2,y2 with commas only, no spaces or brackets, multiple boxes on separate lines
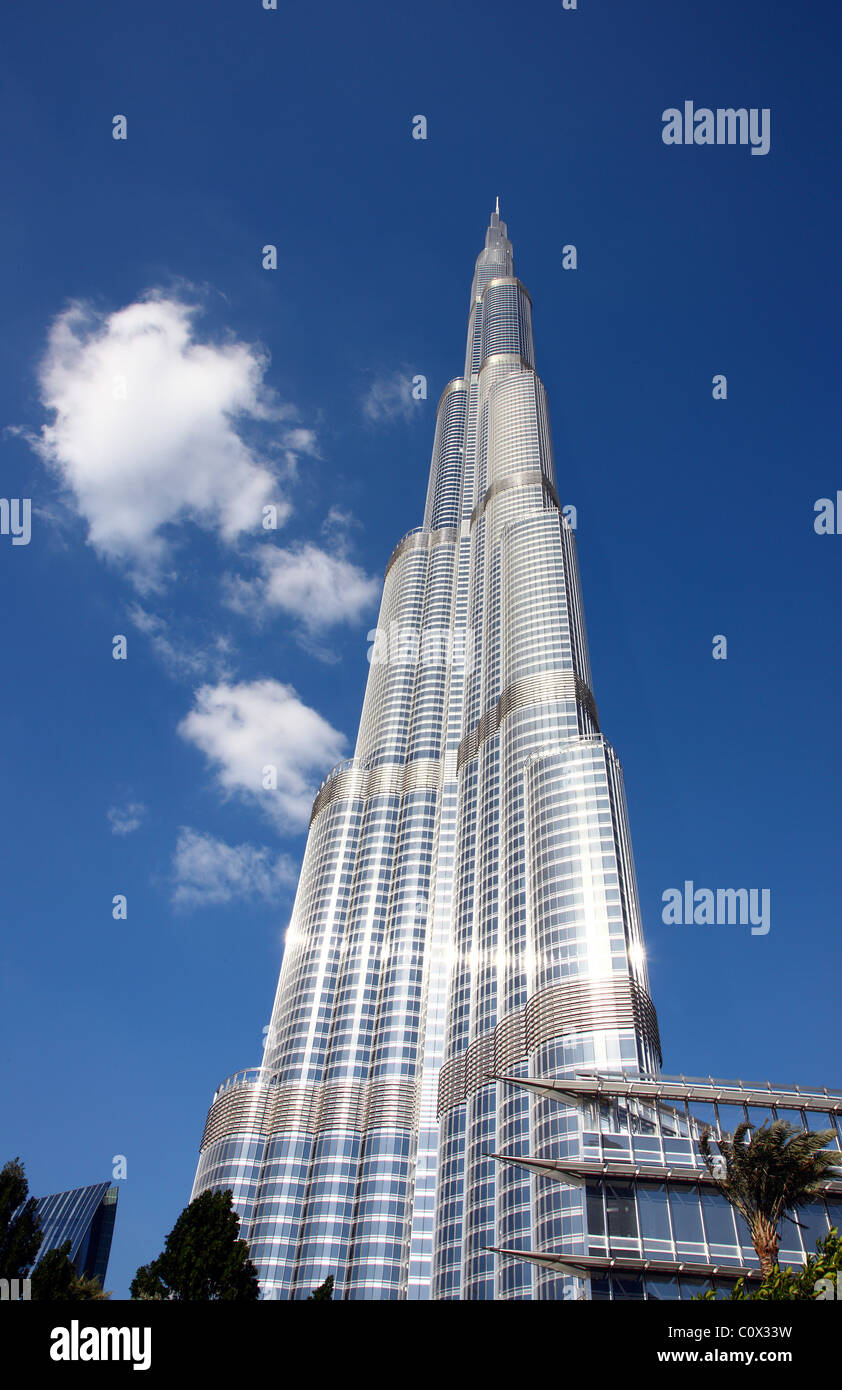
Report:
191,206,661,1300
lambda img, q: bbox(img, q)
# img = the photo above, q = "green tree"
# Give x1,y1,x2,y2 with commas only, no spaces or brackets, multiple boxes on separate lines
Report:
697,1227,842,1301
700,1120,838,1277
308,1275,334,1300
72,1271,112,1300
0,1157,42,1279
31,1242,75,1299
30,1239,110,1300
130,1189,259,1301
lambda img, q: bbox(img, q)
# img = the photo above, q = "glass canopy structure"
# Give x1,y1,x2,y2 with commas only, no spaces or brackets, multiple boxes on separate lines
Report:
488,1073,842,1299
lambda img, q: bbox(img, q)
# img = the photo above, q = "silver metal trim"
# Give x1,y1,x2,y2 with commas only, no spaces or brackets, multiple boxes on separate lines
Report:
457,669,599,771
487,1153,842,1192
480,275,533,306
435,377,467,412
437,977,660,1115
486,1248,764,1281
384,526,459,580
200,1075,420,1149
470,468,560,527
309,757,441,826
493,1074,842,1114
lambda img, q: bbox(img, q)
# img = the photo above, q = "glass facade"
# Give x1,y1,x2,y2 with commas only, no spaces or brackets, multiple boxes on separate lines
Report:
191,206,661,1298
489,1075,842,1298
30,1182,118,1285
190,207,837,1300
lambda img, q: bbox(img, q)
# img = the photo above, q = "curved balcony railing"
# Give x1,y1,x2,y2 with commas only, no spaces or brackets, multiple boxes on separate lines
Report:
313,757,362,798
212,1068,265,1102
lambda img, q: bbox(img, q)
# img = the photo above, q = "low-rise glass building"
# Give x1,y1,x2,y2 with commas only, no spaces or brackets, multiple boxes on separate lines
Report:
489,1073,842,1299
31,1182,119,1286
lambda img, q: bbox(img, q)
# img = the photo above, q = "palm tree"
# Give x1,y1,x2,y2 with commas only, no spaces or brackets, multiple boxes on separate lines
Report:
700,1119,839,1277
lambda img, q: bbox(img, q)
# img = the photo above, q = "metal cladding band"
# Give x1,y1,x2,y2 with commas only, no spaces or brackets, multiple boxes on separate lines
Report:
200,1077,273,1150
436,977,662,1117
457,670,600,772
477,351,534,376
309,756,441,827
383,525,459,580
436,376,467,412
482,275,533,305
470,468,560,527
524,977,661,1061
201,1075,419,1151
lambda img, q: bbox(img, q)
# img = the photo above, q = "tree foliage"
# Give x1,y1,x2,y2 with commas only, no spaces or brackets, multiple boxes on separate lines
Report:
0,1157,42,1279
307,1275,334,1300
697,1227,842,1300
130,1189,259,1301
31,1239,110,1300
699,1120,838,1276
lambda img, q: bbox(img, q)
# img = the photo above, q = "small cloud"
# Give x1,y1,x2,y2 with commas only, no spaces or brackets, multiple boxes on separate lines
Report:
172,827,298,907
321,506,359,548
177,679,347,830
107,801,147,836
361,369,422,425
282,427,319,455
223,541,379,639
129,604,235,682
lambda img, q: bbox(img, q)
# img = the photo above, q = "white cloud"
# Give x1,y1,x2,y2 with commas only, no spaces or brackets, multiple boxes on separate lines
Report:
107,801,147,836
27,294,316,586
321,506,358,544
283,427,318,454
224,541,380,634
361,369,421,425
177,679,346,829
129,604,235,682
171,827,298,907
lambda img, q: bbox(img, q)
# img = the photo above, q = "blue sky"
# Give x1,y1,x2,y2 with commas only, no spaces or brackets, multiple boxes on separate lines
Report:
1,0,839,1298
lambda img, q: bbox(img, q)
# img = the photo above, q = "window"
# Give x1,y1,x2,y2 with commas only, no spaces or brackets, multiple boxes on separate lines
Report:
799,1202,830,1255
669,1187,704,1244
585,1183,604,1237
638,1183,671,1244
701,1189,737,1247
605,1182,638,1241
646,1274,679,1300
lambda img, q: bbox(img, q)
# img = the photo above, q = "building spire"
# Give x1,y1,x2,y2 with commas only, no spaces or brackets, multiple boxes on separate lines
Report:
472,200,514,302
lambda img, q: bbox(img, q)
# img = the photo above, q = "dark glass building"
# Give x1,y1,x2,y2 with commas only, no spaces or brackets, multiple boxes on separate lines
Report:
32,1182,118,1286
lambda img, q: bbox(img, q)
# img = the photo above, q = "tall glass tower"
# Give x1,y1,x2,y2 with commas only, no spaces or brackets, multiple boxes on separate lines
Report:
191,206,662,1300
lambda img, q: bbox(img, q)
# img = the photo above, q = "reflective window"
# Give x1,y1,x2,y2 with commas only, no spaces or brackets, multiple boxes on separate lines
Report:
799,1202,830,1254
638,1183,671,1244
646,1274,679,1300
586,1183,605,1237
605,1182,638,1241
669,1188,705,1244
701,1189,737,1247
